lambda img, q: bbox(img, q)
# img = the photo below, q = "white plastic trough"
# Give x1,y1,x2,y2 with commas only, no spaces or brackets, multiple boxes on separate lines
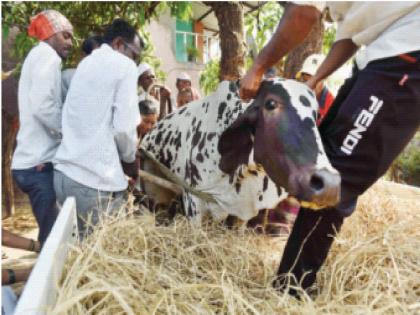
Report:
14,197,78,315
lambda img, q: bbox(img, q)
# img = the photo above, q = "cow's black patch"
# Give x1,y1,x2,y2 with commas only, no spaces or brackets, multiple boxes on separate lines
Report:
160,148,173,168
217,102,227,121
198,135,206,152
235,182,241,193
207,132,216,141
162,131,172,148
312,110,317,121
229,81,238,93
175,132,182,151
189,162,201,186
258,195,263,201
299,95,311,107
263,176,269,192
196,153,204,163
155,132,163,145
307,89,315,99
186,130,191,141
227,93,232,101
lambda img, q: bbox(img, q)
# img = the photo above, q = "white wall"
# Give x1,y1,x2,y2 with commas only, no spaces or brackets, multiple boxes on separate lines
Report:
146,11,205,99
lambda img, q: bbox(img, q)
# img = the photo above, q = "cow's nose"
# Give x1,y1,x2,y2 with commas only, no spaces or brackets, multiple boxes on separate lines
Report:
308,169,341,207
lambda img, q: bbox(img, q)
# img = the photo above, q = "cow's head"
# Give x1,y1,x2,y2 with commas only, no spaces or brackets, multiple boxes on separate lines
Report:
218,78,340,209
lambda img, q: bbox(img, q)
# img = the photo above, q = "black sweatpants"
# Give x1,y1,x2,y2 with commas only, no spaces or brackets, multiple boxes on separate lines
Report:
275,51,420,293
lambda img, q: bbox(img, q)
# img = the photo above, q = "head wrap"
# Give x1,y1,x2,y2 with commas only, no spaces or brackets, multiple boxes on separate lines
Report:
138,63,154,78
28,10,73,41
176,72,191,81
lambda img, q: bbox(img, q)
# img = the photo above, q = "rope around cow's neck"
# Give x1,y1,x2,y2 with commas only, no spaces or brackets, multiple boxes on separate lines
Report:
138,147,218,204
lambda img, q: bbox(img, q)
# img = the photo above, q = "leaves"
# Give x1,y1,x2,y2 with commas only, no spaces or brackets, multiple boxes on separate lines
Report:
199,59,220,96
2,2,192,73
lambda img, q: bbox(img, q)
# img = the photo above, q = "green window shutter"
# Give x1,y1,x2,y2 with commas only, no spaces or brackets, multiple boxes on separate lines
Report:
176,19,194,62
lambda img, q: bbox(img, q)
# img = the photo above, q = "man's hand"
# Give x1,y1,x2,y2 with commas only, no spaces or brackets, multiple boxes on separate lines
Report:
159,86,171,100
239,4,320,101
121,157,140,181
239,65,265,101
305,76,318,90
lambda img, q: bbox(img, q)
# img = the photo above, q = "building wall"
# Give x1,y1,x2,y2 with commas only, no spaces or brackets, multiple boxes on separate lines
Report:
146,11,205,101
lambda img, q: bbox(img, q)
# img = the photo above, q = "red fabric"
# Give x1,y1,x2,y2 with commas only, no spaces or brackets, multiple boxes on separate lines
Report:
317,89,335,125
28,14,55,40
27,10,72,41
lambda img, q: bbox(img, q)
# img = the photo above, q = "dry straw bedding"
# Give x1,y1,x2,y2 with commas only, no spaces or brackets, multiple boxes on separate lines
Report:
50,181,420,314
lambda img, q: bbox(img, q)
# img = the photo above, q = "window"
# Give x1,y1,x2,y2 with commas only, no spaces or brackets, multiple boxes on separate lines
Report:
175,19,195,62
175,19,220,64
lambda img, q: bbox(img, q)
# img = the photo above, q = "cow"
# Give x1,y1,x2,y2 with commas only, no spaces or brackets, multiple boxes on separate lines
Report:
139,78,340,224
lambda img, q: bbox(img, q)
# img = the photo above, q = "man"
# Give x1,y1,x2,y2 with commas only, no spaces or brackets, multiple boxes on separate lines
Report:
138,63,171,119
175,72,201,107
137,99,159,141
297,54,335,124
53,19,143,239
177,87,194,108
11,10,73,245
62,35,104,100
240,2,420,296
81,34,104,56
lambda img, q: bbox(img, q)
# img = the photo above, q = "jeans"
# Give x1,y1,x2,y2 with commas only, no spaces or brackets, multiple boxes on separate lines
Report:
12,163,58,245
53,170,125,240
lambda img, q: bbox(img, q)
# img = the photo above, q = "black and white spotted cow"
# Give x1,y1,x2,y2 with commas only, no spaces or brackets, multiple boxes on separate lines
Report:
140,79,340,223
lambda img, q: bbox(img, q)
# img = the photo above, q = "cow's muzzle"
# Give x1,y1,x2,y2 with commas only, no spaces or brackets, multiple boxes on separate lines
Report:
288,168,341,210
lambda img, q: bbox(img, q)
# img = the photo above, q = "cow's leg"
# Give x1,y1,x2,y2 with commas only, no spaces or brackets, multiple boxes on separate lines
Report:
274,52,420,296
182,193,202,226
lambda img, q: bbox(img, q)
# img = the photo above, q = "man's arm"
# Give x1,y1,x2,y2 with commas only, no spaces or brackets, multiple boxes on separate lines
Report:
2,229,40,252
240,3,321,100
30,54,63,134
306,39,358,89
113,62,140,178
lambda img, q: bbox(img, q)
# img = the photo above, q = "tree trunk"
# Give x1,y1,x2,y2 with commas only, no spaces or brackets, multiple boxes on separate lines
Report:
2,111,18,219
206,2,245,81
283,15,324,79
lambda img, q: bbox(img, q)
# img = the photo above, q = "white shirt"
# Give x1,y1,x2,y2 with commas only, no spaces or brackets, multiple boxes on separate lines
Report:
54,44,140,192
295,2,420,68
12,42,63,170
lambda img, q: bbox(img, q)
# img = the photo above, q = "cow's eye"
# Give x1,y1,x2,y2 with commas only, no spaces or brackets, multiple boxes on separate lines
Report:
264,99,278,110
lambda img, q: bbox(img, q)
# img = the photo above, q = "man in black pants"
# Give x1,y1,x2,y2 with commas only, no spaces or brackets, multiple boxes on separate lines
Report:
240,2,420,295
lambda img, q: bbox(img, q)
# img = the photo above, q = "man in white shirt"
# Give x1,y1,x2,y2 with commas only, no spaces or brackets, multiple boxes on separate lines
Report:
53,19,143,239
11,10,73,246
240,2,420,296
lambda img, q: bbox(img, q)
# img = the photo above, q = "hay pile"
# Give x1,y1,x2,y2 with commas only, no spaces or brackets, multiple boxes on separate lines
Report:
49,181,420,314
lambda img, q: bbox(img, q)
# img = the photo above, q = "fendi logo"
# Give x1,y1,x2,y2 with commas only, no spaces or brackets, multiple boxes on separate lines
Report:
340,96,383,155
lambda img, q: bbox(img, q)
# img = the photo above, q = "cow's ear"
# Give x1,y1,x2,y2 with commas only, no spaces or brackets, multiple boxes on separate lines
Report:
218,104,259,175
